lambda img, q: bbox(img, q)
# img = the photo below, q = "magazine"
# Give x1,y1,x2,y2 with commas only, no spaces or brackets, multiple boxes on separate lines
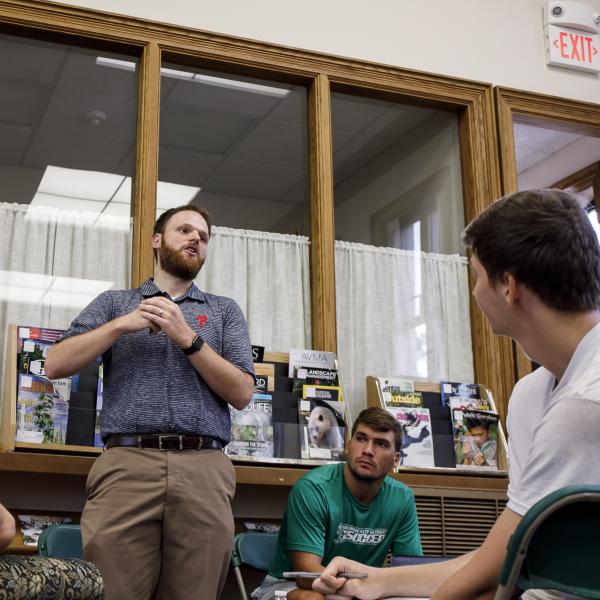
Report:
388,407,435,468
385,391,423,409
228,393,274,458
17,514,72,546
288,348,337,378
292,366,339,397
452,408,499,471
302,384,342,403
16,374,68,444
254,363,275,391
299,398,345,460
440,381,481,408
94,362,104,448
378,376,414,396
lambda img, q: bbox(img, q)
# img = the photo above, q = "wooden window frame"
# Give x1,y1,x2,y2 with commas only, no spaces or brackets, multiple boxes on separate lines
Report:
495,88,600,380
0,0,516,429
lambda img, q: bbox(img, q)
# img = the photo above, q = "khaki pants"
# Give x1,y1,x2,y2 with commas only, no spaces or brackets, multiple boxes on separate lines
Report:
82,447,236,600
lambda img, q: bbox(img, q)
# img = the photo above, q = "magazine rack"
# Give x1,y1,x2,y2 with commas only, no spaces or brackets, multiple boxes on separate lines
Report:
365,376,508,475
1,324,102,455
227,351,352,468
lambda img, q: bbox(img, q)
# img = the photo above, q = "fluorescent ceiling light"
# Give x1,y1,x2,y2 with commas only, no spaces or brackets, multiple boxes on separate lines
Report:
191,73,290,98
95,56,136,72
28,165,201,221
96,57,291,97
0,270,113,309
37,165,124,203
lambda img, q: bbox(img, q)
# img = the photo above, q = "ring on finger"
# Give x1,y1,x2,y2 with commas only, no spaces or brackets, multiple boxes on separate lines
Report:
159,309,164,317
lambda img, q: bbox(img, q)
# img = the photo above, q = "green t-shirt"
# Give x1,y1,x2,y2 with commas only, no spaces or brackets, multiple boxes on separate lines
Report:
268,462,422,578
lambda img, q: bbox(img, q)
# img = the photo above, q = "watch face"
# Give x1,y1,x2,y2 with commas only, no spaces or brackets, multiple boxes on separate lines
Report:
185,335,204,355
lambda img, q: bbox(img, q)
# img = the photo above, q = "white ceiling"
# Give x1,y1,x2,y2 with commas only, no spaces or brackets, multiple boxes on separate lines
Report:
1,33,596,234
0,33,438,234
513,123,584,174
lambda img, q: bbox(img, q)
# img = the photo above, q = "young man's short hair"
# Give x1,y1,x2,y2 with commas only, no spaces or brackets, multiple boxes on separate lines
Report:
153,205,212,260
351,407,402,452
462,189,600,312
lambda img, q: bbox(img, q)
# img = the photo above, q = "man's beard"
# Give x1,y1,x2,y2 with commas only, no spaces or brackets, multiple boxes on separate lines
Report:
158,240,204,280
347,459,381,483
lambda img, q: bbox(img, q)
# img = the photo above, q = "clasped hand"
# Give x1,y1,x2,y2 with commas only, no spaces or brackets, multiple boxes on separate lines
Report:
134,297,194,348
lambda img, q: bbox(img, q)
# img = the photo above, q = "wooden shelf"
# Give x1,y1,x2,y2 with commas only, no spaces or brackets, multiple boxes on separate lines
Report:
0,451,506,495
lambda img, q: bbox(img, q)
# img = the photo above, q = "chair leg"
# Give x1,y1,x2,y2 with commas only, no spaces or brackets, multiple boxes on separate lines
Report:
234,566,249,600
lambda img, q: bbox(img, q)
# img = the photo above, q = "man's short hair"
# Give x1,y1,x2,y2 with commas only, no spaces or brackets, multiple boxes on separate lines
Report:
464,418,491,431
351,407,402,452
153,205,212,260
462,189,600,312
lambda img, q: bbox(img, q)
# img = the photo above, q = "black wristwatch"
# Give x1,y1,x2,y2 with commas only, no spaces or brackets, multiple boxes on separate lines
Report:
183,334,205,355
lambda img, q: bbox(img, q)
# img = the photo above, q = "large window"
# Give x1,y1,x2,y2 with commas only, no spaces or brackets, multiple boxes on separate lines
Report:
0,33,138,394
330,91,473,416
158,62,311,352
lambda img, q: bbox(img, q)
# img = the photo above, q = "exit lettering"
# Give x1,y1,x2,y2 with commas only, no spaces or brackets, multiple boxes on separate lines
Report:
554,31,598,63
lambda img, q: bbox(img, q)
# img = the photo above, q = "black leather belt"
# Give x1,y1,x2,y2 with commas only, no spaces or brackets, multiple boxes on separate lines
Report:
106,434,223,451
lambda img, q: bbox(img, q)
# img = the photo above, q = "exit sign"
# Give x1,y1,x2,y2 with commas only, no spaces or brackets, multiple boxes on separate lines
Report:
545,24,600,73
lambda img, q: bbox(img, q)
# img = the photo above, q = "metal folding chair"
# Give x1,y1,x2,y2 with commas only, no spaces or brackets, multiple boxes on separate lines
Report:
495,485,600,599
231,532,278,600
38,523,83,559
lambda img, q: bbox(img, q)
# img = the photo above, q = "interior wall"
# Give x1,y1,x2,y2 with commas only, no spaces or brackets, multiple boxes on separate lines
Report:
53,0,600,104
335,112,464,255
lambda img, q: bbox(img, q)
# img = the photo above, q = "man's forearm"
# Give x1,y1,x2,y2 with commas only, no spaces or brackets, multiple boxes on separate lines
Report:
380,552,476,598
45,320,124,379
188,343,254,410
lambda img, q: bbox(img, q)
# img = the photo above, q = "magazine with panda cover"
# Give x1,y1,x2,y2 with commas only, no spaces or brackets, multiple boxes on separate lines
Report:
298,396,345,461
387,406,435,469
227,392,274,458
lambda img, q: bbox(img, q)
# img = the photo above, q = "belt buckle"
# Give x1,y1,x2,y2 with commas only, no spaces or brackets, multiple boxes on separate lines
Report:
158,435,183,451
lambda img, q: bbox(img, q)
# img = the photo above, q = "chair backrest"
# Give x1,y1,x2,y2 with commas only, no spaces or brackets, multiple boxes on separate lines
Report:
495,485,600,600
231,532,279,600
38,523,83,559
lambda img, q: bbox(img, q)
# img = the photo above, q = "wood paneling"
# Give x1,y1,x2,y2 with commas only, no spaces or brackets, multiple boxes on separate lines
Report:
308,74,336,352
131,41,161,286
495,88,600,383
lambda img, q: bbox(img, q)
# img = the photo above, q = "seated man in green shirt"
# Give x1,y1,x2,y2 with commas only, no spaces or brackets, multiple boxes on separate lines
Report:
252,407,423,600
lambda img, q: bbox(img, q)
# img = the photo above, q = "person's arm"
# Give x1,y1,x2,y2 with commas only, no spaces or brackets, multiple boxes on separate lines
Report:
314,508,520,599
0,504,16,551
140,296,254,410
289,550,325,592
45,309,155,379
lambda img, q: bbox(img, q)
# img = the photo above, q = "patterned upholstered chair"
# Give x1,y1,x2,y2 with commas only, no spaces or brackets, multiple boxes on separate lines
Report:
0,554,104,600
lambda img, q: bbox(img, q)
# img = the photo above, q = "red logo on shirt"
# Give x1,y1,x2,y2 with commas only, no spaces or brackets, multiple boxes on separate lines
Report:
195,315,208,327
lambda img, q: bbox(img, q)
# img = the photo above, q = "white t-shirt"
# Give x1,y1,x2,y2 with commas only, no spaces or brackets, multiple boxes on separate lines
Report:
507,323,600,600
507,321,600,515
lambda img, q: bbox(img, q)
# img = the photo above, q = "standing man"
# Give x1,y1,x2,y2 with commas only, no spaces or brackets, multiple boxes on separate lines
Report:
45,205,255,600
252,407,422,600
314,189,600,600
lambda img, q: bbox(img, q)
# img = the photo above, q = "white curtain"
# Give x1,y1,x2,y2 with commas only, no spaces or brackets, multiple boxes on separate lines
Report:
335,240,473,421
0,202,131,397
196,226,311,353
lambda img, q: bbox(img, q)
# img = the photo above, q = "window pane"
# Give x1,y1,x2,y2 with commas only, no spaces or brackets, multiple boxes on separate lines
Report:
331,91,473,416
0,34,138,410
158,63,311,351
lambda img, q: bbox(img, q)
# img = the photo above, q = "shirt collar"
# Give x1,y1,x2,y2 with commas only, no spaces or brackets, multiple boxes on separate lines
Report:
140,278,205,302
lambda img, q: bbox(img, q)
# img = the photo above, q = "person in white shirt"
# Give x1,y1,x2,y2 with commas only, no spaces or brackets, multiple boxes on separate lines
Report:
313,188,600,600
